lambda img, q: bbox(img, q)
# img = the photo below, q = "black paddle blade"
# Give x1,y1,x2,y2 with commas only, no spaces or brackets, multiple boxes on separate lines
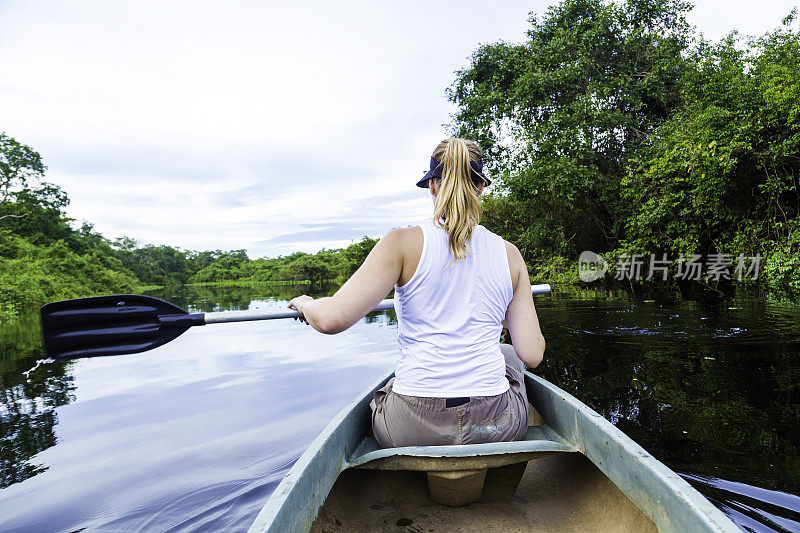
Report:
40,294,204,360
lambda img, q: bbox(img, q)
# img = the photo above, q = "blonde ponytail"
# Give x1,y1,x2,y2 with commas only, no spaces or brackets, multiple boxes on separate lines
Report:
431,138,485,263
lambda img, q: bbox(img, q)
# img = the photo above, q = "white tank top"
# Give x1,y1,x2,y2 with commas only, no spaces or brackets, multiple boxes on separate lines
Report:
392,218,514,397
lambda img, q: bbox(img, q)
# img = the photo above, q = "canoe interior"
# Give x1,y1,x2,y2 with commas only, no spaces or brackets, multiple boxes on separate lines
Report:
247,370,738,533
311,452,657,532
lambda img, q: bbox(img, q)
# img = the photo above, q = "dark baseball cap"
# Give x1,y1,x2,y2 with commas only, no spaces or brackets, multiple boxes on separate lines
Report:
416,156,491,188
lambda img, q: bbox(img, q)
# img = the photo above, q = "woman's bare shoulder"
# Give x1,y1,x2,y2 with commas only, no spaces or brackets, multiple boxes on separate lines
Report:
503,239,523,264
503,239,525,291
380,226,422,261
385,226,422,246
384,227,423,287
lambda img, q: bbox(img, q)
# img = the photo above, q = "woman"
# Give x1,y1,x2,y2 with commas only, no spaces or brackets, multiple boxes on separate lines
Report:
288,137,545,447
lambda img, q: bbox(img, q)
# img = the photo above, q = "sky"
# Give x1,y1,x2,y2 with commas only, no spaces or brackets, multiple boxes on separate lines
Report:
0,0,797,259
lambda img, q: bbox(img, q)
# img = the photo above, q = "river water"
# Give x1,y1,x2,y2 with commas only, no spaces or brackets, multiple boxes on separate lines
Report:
1,284,799,531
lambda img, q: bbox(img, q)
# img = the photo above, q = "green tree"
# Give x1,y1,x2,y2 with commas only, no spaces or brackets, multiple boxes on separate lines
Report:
337,237,378,283
620,12,800,290
0,182,73,244
449,0,693,261
189,249,252,283
0,133,46,224
292,254,333,286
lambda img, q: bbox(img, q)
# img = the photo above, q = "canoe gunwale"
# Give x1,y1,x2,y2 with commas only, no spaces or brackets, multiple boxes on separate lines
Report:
526,373,738,532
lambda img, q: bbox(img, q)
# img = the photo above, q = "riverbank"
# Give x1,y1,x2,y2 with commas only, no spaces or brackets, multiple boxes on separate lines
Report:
186,279,312,287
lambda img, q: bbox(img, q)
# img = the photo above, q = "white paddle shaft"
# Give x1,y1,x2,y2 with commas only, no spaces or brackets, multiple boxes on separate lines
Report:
203,284,551,324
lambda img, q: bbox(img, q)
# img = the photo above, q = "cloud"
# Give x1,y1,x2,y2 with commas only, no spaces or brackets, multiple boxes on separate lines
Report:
0,0,539,257
255,189,429,250
256,223,385,246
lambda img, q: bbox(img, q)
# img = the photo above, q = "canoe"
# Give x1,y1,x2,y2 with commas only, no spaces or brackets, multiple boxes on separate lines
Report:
248,369,739,532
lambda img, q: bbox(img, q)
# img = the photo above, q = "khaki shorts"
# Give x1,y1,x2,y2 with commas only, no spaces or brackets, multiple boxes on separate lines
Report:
370,344,530,447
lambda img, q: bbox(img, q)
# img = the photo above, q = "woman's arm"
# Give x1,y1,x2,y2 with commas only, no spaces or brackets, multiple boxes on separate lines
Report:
287,229,406,334
504,241,546,367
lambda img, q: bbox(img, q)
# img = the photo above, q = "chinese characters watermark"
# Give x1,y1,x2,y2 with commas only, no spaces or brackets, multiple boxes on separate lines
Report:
578,252,761,283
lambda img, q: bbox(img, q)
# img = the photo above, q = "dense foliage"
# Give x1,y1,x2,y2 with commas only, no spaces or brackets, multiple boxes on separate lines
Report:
450,0,800,294
190,240,378,287
0,132,139,320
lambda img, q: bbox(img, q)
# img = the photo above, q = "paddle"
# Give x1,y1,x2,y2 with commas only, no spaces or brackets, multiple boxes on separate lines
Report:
40,284,552,360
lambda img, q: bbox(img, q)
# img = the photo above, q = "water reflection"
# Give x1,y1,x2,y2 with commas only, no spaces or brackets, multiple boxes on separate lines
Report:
158,283,332,313
0,284,400,531
0,315,74,488
533,292,800,499
0,284,798,531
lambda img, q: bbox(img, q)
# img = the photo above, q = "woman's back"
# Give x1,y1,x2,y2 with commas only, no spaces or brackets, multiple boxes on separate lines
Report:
392,219,513,397
287,136,545,447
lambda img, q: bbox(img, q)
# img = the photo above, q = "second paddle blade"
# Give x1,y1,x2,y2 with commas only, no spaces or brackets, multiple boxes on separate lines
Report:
40,294,196,360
